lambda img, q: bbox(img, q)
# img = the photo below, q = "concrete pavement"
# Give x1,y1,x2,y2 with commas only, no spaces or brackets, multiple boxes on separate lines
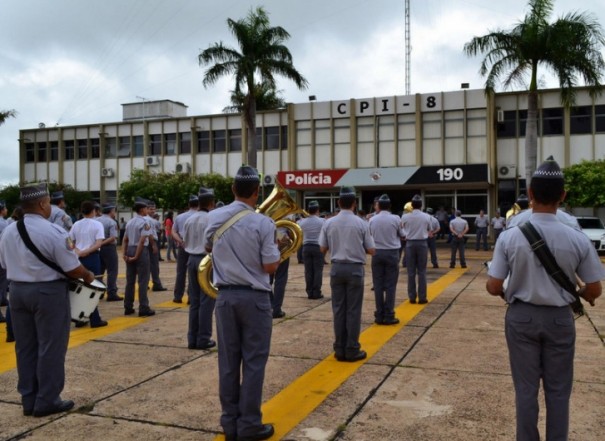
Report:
0,243,604,441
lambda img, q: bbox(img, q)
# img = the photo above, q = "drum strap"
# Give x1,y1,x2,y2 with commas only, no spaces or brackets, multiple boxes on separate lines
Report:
212,209,252,244
17,219,68,277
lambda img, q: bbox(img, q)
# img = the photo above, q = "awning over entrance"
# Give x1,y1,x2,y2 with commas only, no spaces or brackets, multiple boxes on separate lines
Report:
336,167,419,187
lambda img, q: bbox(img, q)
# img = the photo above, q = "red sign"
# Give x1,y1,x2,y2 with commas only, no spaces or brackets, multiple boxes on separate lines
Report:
277,169,348,189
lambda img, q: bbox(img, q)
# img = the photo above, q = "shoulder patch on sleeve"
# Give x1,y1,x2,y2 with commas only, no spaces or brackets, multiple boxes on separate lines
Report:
144,223,151,231
66,237,75,250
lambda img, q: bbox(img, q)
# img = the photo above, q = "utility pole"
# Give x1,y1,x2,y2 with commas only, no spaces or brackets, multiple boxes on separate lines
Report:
405,0,411,95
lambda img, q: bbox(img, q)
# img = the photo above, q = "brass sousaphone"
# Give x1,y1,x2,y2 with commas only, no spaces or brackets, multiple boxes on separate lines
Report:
198,181,306,299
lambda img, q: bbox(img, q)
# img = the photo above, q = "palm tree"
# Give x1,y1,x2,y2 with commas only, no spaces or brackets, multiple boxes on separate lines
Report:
464,0,605,183
199,6,308,168
0,109,17,127
222,81,287,114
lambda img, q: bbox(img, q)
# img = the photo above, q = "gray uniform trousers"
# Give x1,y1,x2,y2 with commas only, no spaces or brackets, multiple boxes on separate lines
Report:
99,244,119,298
124,246,150,311
215,288,272,437
9,280,70,412
186,254,216,347
475,227,488,250
149,246,162,288
427,237,438,266
371,249,400,321
173,247,189,301
0,266,7,307
302,244,324,298
330,262,364,358
450,237,467,267
506,301,575,441
270,258,289,314
406,240,428,302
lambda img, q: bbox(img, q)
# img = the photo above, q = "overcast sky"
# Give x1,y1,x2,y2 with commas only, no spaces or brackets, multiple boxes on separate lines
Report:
1,0,604,185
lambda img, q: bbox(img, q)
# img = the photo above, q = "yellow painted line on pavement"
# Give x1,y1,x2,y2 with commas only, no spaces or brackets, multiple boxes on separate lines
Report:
214,267,468,440
155,296,189,309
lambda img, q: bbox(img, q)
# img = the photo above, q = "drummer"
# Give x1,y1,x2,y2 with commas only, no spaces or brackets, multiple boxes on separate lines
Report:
0,183,94,417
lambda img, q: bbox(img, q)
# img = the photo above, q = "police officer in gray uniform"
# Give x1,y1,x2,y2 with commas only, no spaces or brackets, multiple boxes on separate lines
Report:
204,166,279,441
122,197,155,317
172,195,199,303
474,209,489,251
425,207,440,268
182,186,216,350
449,210,469,268
487,157,604,441
369,194,403,324
0,183,94,417
146,200,167,292
401,195,432,304
319,187,375,362
297,200,325,299
97,203,122,302
0,200,8,320
48,191,73,232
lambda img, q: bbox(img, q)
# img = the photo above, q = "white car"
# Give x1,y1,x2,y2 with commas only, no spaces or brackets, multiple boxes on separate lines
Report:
576,217,605,254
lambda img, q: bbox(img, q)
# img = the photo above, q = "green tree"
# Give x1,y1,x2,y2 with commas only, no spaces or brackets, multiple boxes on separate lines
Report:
464,0,605,182
0,109,17,127
223,81,287,114
563,160,605,209
199,6,308,168
118,169,234,211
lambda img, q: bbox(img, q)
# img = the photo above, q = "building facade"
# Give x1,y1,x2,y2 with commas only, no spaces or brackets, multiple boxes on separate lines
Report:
19,88,605,226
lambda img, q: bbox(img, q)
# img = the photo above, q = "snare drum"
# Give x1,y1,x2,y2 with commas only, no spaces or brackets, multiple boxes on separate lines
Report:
69,279,106,323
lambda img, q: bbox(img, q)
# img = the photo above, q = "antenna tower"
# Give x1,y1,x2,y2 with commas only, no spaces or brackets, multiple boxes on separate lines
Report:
405,0,411,95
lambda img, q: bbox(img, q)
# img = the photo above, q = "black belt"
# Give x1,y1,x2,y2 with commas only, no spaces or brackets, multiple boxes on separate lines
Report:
217,285,271,294
331,261,363,265
188,253,206,257
303,243,320,246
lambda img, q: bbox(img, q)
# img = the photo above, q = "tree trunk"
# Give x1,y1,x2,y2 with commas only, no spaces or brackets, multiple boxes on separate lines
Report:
524,91,539,185
245,95,258,168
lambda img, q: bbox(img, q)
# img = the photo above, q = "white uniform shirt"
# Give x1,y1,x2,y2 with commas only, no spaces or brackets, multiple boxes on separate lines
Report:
368,211,402,250
69,218,104,251
182,210,210,255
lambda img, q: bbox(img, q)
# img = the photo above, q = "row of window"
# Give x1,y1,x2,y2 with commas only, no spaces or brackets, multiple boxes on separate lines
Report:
497,105,605,138
24,127,288,163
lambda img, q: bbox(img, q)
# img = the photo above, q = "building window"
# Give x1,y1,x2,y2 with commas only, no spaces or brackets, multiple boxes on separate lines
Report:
37,142,47,162
280,126,288,150
265,126,280,150
133,136,144,157
179,132,191,154
519,110,528,137
64,140,75,160
149,134,161,155
541,107,563,136
197,131,210,153
77,139,88,159
25,142,35,162
228,129,242,152
422,112,442,140
50,141,59,161
118,136,130,157
213,130,226,153
164,133,176,155
105,137,117,158
496,110,517,138
570,106,592,134
91,138,100,158
595,105,605,133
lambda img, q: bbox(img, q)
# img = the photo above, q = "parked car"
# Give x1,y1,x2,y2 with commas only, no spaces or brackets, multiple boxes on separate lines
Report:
576,216,605,254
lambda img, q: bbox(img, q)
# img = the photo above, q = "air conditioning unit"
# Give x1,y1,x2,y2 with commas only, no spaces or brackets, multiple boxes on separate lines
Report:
498,165,517,179
497,109,505,123
175,162,191,173
263,174,276,186
146,156,160,166
101,167,114,178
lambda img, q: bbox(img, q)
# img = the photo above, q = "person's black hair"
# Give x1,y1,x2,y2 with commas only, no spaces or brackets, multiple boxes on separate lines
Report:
188,199,199,208
338,195,356,210
378,200,391,211
233,180,259,199
530,178,564,205
411,199,422,210
80,200,96,215
308,206,320,215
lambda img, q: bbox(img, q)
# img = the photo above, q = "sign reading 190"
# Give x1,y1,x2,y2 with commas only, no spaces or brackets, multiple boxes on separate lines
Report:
436,167,464,181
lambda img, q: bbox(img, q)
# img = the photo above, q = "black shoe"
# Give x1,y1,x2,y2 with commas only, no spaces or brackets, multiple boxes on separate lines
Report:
23,408,33,416
238,424,275,441
309,294,324,299
433,264,439,268
33,400,74,417
382,317,400,325
124,308,136,316
409,298,417,304
461,265,467,268
418,299,428,305
0,300,7,307
6,334,15,343
90,320,108,328
173,298,183,304
152,286,167,292
345,350,367,362
272,310,286,319
198,340,217,350
334,353,346,361
139,308,156,317
0,316,5,323
224,433,237,441
159,258,165,261
449,264,455,268
106,296,123,302
374,318,384,325
74,321,87,328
